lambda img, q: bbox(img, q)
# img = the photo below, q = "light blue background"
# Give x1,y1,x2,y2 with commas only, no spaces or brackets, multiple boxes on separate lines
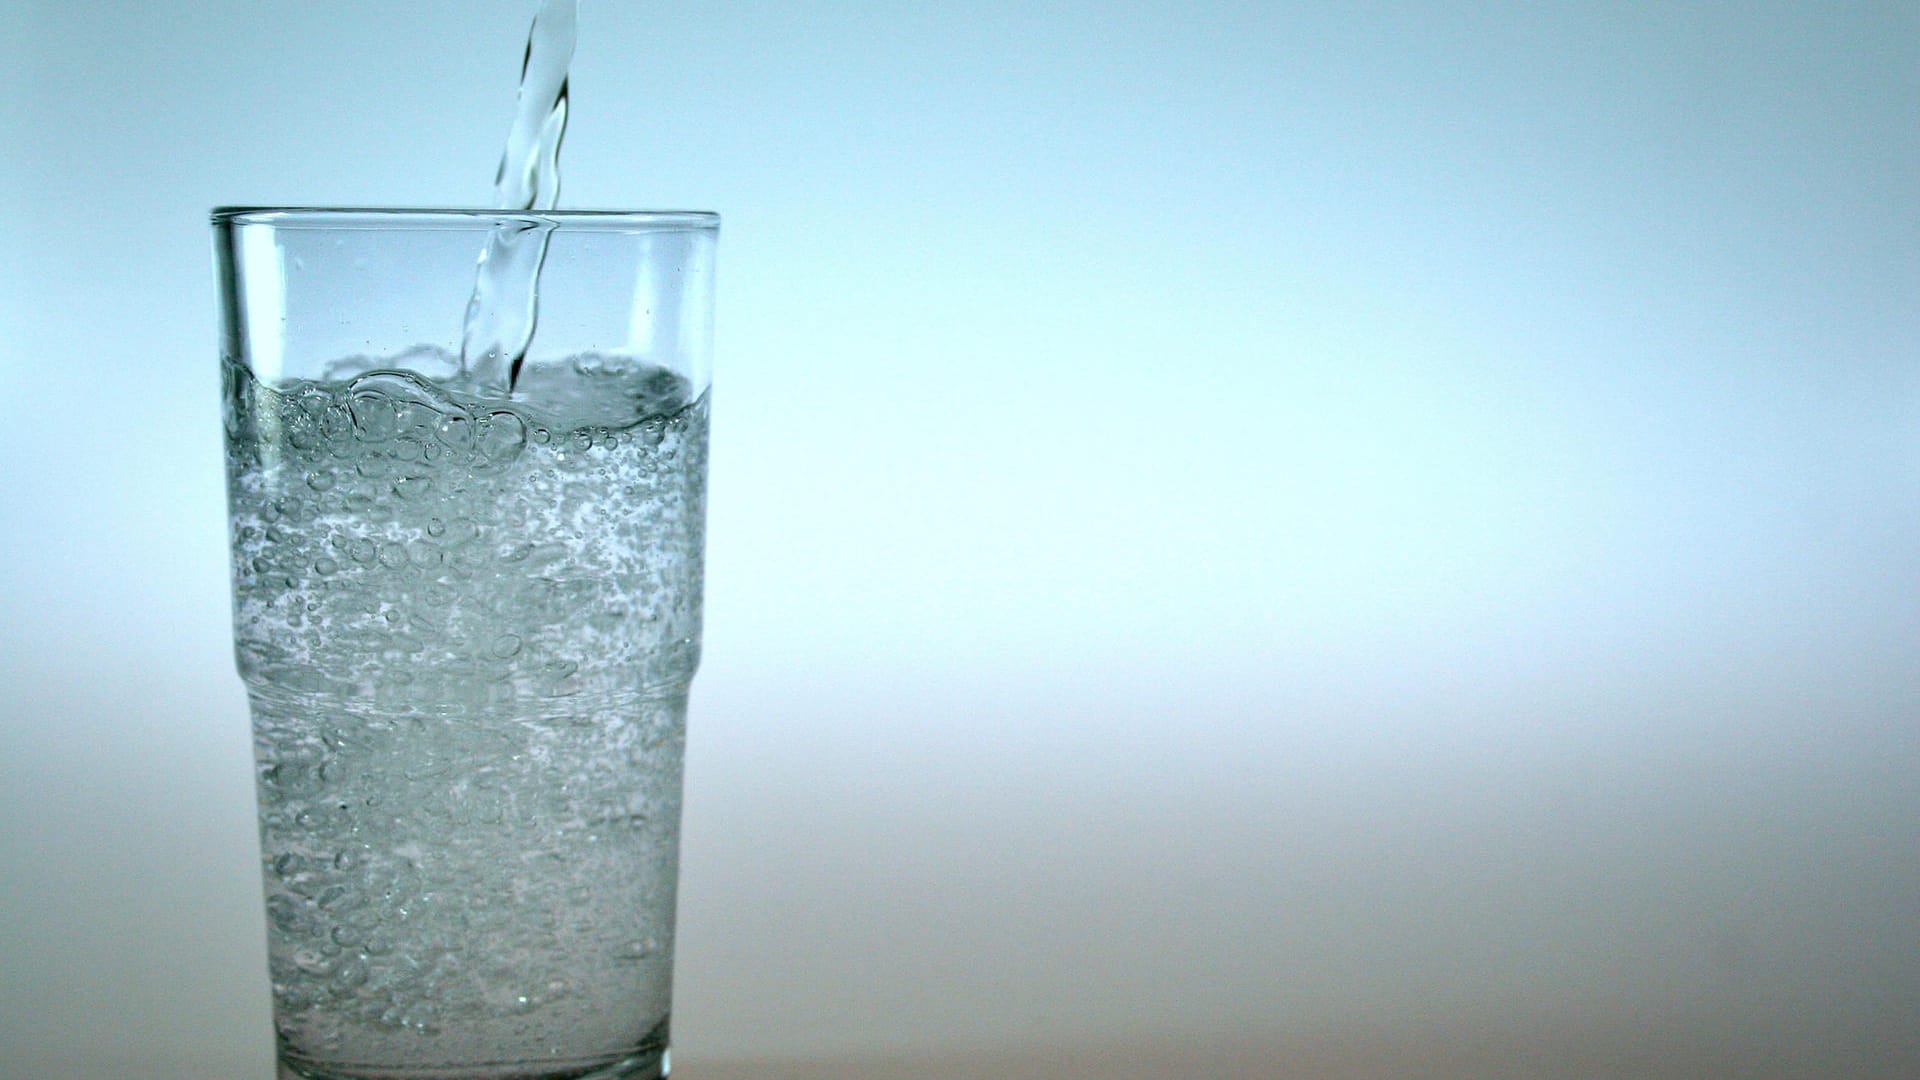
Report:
2,1,1916,1075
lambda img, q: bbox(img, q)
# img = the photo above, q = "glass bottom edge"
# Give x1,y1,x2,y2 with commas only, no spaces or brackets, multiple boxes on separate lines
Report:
279,1042,667,1080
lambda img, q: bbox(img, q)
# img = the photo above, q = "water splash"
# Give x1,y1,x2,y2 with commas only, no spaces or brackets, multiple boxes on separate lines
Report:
461,0,579,395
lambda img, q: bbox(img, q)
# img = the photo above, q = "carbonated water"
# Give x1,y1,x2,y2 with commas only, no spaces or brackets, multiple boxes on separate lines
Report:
226,351,707,1076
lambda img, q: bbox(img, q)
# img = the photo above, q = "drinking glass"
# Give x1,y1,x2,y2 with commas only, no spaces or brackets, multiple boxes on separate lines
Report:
214,207,718,1080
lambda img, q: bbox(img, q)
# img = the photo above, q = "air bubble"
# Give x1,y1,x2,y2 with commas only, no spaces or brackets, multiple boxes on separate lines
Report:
293,952,334,978
435,414,473,451
478,411,528,466
273,763,320,795
613,938,658,961
318,405,351,441
265,895,304,932
348,395,398,442
286,421,322,452
393,474,433,501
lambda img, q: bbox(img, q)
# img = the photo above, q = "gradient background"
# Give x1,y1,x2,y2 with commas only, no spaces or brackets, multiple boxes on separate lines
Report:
2,2,1917,1077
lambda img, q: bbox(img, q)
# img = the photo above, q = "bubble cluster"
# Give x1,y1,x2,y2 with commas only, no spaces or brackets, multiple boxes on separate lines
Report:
225,350,705,1072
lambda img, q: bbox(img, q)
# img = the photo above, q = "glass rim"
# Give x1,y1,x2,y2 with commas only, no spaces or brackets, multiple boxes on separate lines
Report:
211,206,720,232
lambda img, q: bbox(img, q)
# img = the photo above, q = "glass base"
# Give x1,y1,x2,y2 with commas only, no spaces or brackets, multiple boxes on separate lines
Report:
278,1034,667,1080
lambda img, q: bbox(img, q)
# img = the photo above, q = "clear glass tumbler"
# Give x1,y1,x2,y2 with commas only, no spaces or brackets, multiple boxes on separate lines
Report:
213,208,718,1080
